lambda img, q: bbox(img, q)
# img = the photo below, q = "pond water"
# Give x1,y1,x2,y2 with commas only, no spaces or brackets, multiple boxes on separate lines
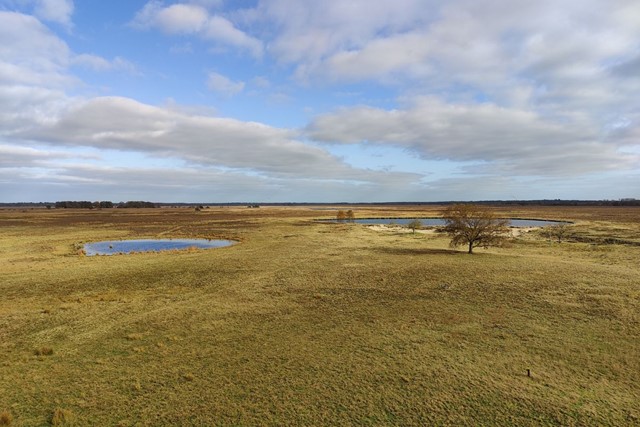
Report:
330,218,568,227
84,239,236,256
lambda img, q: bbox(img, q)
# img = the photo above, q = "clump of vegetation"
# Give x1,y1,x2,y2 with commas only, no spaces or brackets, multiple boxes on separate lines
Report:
34,347,54,356
55,201,114,209
336,209,355,222
441,204,510,253
542,223,571,243
125,333,143,341
50,408,75,426
346,210,355,222
407,219,422,233
0,410,12,426
117,201,157,208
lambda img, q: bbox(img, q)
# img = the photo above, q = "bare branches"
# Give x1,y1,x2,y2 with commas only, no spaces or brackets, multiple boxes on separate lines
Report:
441,204,510,253
407,219,422,233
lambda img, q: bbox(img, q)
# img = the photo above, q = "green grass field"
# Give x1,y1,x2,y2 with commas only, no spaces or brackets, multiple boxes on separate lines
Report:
1,206,639,426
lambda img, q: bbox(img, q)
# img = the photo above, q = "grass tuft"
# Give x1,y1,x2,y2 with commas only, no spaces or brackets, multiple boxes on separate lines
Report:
0,411,12,426
50,408,74,426
34,347,54,356
125,333,143,341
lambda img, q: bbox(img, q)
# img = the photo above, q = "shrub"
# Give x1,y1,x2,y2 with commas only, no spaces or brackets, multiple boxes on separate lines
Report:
0,411,13,426
346,210,355,222
50,408,75,426
407,219,422,233
34,347,54,356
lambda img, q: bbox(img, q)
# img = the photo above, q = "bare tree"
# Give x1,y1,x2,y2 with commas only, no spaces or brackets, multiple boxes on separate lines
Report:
441,204,510,254
407,219,422,233
346,210,355,222
336,210,347,221
544,223,570,243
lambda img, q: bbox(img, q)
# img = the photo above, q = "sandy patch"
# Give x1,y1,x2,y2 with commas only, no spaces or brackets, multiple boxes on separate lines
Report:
367,224,540,237
366,224,438,235
510,227,537,237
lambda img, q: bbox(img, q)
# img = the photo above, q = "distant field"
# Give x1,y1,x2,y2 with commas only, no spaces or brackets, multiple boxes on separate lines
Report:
1,205,639,426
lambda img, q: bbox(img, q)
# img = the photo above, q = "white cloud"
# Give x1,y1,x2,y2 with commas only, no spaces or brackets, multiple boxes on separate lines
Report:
322,31,432,82
0,0,75,27
307,97,638,176
254,0,640,126
203,15,263,58
0,9,420,196
0,13,74,129
33,0,73,27
132,1,263,58
256,0,430,65
419,172,640,201
154,3,208,33
0,11,72,86
71,54,138,74
612,54,640,79
250,76,270,89
13,96,421,186
0,143,70,167
206,71,244,96
2,1,640,202
0,85,70,132
0,160,425,203
0,11,76,134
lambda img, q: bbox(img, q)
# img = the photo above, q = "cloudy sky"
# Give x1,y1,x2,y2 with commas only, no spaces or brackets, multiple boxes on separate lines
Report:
1,0,639,202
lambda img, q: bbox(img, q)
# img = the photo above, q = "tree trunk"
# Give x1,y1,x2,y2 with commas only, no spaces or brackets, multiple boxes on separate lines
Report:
468,241,473,254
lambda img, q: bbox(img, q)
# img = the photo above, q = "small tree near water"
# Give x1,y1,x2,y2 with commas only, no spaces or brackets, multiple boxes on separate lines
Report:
346,210,355,222
441,204,510,254
336,209,355,222
407,219,422,233
543,223,570,243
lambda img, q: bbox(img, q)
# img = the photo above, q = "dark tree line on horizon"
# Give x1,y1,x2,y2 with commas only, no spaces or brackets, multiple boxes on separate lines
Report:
1,199,638,208
52,201,157,209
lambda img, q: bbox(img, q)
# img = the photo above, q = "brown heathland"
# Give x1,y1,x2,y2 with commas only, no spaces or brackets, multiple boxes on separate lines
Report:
0,205,639,425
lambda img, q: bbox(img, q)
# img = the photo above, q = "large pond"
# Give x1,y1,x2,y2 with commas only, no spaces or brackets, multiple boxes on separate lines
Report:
330,218,568,227
84,239,236,256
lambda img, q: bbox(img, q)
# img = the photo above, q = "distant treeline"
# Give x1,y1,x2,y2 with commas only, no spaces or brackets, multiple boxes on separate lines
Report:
117,201,158,208
1,199,638,208
55,201,112,209
158,199,640,207
52,201,157,209
468,199,640,207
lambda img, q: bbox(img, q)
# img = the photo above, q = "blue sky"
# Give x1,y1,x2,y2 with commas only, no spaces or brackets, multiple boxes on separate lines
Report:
1,0,639,202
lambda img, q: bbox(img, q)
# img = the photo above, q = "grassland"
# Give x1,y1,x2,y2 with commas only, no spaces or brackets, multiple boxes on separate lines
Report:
0,205,639,426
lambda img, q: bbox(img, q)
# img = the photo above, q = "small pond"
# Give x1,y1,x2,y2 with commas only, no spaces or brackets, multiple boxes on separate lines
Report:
84,239,236,256
329,218,568,227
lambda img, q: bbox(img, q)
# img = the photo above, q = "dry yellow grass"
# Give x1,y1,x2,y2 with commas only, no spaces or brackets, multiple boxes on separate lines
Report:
0,206,639,425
